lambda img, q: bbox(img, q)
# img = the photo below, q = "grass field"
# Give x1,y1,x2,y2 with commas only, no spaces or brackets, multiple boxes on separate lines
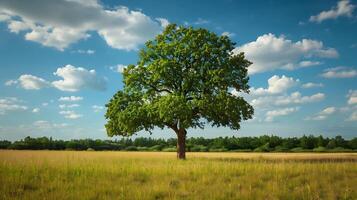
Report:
0,151,356,200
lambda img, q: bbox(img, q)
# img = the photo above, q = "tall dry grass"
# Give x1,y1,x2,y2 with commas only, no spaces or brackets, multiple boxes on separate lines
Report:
0,150,356,199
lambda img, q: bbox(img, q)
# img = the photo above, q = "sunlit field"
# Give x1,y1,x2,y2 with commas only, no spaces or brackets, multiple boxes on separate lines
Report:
1,151,356,200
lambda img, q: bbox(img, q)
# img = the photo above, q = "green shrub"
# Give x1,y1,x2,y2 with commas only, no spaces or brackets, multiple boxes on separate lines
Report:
329,147,352,152
137,147,149,151
254,143,271,152
209,148,228,152
274,145,289,152
190,145,208,152
313,146,327,152
148,145,164,151
230,149,252,152
290,147,308,152
124,146,138,151
162,147,176,152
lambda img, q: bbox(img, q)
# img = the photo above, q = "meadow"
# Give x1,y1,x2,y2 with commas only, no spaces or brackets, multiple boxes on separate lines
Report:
0,151,356,200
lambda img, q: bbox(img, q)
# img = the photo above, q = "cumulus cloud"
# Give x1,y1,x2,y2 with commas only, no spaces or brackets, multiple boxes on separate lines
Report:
6,65,107,92
250,75,298,95
59,110,82,119
265,107,298,122
193,18,210,25
92,105,104,112
347,111,357,121
32,108,40,113
302,82,324,88
7,74,51,90
305,107,337,121
33,120,68,129
58,96,83,102
309,0,356,23
0,0,166,50
59,104,80,109
233,33,338,74
299,61,321,67
156,18,170,28
110,64,127,74
4,79,17,86
251,92,325,108
274,92,325,106
347,90,357,105
52,65,106,92
221,32,235,38
320,67,357,78
73,49,95,54
0,97,27,115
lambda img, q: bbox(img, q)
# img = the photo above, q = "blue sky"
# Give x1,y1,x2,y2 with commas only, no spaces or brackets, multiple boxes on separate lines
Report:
0,0,356,141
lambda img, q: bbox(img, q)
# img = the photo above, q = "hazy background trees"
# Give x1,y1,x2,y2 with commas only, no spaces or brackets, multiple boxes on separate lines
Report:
1,135,356,152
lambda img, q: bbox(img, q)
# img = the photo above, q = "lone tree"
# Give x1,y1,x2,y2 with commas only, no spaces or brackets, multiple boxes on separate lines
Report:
105,24,253,159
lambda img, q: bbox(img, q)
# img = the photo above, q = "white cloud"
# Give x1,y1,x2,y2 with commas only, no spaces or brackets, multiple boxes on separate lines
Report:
299,61,321,67
309,0,356,23
265,107,298,122
33,120,68,129
302,82,324,88
42,102,49,106
59,104,80,109
0,1,166,50
193,18,210,25
59,110,82,119
320,107,337,115
221,32,235,38
4,79,18,86
347,90,357,105
32,108,40,113
233,33,338,74
0,97,27,115
156,18,170,28
73,49,95,54
347,111,357,121
92,105,104,112
305,107,337,121
7,65,106,92
320,67,357,78
52,64,106,91
0,13,10,21
275,92,325,106
58,96,83,102
110,64,127,74
251,92,325,108
250,75,298,95
16,74,50,90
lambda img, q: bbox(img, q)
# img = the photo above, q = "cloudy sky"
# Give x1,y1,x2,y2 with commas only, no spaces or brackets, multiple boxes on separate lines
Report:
0,0,356,140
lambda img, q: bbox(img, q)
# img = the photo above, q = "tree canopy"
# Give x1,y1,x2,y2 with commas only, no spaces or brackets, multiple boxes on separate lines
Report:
105,24,254,158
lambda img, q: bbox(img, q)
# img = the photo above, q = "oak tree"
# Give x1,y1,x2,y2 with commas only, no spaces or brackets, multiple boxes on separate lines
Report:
105,24,253,159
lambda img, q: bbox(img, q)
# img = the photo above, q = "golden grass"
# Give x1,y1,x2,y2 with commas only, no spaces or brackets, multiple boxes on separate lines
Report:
0,150,356,200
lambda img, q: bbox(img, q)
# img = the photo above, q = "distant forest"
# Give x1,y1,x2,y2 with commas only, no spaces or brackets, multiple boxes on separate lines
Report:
1,135,356,152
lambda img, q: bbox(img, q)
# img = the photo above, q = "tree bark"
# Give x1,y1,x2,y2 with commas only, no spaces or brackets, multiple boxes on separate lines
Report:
176,129,186,159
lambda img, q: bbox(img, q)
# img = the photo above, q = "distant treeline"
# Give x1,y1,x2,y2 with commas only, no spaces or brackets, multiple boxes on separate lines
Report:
0,135,356,152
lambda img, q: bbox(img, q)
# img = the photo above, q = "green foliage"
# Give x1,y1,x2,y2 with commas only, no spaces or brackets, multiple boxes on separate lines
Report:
148,145,164,151
124,146,138,151
162,147,177,152
290,147,309,152
2,135,356,152
189,145,209,152
313,146,327,152
254,143,271,152
105,24,253,137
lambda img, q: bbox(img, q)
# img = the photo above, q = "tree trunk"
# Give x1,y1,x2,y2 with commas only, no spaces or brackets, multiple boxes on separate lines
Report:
176,129,186,159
